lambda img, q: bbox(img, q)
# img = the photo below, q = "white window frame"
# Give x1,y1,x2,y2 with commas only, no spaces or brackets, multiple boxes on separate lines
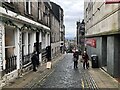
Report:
38,9,41,20
25,0,32,15
5,0,11,3
42,33,45,49
5,26,15,59
28,33,31,54
22,32,25,56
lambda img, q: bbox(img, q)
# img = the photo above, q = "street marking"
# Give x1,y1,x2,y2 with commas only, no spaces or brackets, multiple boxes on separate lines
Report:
48,69,55,77
38,69,55,83
30,69,55,88
81,79,84,89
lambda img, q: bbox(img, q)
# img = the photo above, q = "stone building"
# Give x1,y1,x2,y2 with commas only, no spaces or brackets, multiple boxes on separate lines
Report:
60,25,65,54
0,0,51,86
76,19,85,53
84,0,120,77
50,2,65,58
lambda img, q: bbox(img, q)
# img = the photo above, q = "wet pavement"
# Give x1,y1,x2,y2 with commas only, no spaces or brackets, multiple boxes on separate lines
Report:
32,53,98,89
2,53,119,90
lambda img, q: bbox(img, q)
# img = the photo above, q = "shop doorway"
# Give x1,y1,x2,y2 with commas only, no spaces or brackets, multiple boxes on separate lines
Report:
102,36,107,71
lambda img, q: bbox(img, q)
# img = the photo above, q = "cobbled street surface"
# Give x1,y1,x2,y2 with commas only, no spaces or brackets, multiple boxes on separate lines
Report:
32,53,98,89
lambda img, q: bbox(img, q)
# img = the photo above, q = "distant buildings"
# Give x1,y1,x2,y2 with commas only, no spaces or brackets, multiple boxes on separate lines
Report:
50,2,65,57
0,0,65,86
76,19,85,53
84,0,120,78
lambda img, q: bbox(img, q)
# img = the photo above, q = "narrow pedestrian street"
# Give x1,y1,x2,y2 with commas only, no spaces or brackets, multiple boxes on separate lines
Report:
31,53,98,89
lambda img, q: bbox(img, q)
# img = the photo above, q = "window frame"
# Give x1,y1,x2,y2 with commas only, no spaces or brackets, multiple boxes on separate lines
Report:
25,0,32,15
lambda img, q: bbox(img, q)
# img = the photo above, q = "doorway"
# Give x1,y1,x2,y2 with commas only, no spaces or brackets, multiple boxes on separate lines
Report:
102,36,107,71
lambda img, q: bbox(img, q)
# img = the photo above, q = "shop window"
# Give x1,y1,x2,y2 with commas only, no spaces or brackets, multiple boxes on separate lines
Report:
22,32,25,56
42,33,45,48
28,33,31,54
5,27,15,59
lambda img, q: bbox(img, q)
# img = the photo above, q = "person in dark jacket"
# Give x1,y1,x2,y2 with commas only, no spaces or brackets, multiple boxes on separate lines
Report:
73,49,79,69
82,51,89,69
31,51,38,71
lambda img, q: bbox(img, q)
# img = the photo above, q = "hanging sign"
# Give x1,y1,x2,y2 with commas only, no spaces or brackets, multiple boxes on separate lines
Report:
105,0,120,4
86,38,96,48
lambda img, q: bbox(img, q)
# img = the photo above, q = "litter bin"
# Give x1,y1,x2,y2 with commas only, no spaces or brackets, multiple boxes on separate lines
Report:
91,54,99,68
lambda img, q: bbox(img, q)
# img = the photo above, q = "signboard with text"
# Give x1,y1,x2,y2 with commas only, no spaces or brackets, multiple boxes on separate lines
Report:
105,0,120,4
86,38,96,48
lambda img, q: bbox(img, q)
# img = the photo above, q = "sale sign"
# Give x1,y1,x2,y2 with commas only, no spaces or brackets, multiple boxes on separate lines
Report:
86,38,96,48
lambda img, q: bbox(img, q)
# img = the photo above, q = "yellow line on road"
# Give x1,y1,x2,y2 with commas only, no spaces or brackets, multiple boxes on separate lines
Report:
81,79,84,89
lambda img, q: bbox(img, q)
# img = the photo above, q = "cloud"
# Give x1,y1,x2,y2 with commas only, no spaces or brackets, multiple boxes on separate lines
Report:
50,0,84,39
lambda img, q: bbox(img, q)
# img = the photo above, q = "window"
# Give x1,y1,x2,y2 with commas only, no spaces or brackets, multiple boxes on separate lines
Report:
5,0,11,3
38,2,42,20
22,32,25,56
38,9,41,20
42,33,45,48
28,33,31,54
25,0,32,14
5,26,15,59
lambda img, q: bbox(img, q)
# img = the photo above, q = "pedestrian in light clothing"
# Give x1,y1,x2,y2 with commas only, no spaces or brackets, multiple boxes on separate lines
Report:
73,49,79,69
31,51,38,71
82,51,89,69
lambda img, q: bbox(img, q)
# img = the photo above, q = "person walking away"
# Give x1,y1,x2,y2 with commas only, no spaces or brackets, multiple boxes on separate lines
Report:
73,49,79,69
82,51,89,69
31,51,38,71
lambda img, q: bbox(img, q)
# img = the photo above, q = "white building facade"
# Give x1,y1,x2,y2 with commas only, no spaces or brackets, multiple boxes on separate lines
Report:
0,1,50,86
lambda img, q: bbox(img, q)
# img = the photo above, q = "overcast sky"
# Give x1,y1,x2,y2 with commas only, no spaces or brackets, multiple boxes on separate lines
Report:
50,0,84,39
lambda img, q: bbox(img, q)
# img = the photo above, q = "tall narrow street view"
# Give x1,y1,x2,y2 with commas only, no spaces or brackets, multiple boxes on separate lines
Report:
31,54,98,89
0,0,120,89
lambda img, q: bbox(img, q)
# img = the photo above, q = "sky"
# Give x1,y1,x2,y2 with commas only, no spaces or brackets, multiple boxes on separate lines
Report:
50,0,84,40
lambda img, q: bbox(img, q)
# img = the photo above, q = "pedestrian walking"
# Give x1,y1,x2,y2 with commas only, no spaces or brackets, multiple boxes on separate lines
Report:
73,49,79,69
82,51,89,69
31,51,39,71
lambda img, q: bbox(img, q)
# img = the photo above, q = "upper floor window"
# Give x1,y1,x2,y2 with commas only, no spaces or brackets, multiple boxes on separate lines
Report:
4,0,11,3
38,9,41,20
25,0,32,15
38,2,42,20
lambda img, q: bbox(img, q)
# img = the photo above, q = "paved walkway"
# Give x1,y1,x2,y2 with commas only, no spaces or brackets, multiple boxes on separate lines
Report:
79,55,120,89
1,54,65,89
1,54,120,90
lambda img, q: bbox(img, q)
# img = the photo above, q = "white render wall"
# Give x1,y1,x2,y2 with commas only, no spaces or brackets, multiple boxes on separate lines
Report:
0,4,51,85
0,22,4,72
15,28,20,69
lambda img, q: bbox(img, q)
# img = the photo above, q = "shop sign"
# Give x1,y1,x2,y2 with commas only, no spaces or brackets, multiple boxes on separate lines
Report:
105,0,120,4
86,38,96,48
